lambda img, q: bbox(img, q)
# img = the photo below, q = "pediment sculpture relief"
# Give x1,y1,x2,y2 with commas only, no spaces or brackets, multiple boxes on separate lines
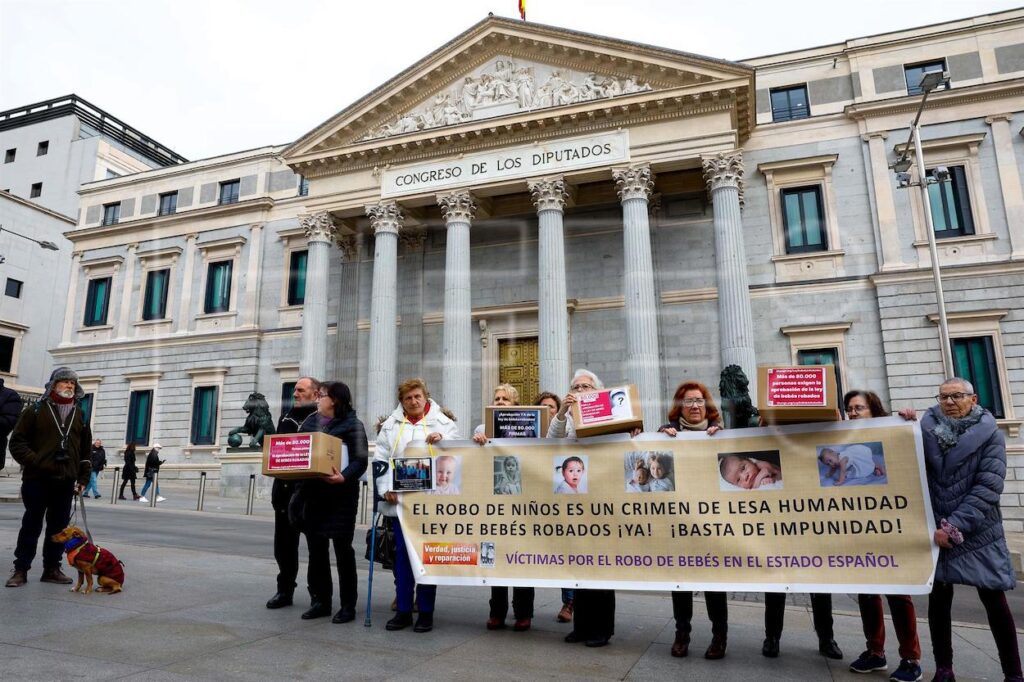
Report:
361,57,653,141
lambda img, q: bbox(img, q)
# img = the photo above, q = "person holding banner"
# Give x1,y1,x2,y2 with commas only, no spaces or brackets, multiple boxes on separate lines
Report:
922,378,1021,682
535,391,576,624
375,378,460,633
658,380,728,660
473,384,536,632
291,381,368,624
549,369,617,648
842,390,924,682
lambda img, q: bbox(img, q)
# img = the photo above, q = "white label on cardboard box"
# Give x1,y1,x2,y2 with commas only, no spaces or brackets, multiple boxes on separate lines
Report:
765,368,827,407
267,434,313,471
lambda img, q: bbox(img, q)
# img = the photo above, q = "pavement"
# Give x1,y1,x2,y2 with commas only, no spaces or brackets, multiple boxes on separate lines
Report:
0,470,1021,681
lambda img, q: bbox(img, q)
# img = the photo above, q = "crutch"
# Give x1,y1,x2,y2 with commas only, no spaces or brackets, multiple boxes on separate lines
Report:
364,460,389,627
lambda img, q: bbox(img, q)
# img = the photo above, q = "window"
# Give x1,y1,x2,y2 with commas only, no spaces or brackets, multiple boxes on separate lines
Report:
158,192,177,216
142,269,170,321
4,149,15,163
29,182,42,198
952,337,1004,418
83,277,112,327
0,335,13,373
926,166,974,238
298,175,309,197
126,390,153,446
905,60,948,96
780,186,827,253
219,179,240,205
79,393,94,428
287,250,308,306
5,278,22,298
770,85,809,122
36,141,48,156
102,202,120,226
190,386,219,445
281,382,297,416
204,261,232,313
797,347,844,402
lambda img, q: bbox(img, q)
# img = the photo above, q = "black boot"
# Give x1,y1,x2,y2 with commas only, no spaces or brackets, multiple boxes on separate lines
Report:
301,601,331,619
386,611,414,631
266,592,293,609
413,611,434,633
818,638,843,659
762,636,780,658
332,606,356,624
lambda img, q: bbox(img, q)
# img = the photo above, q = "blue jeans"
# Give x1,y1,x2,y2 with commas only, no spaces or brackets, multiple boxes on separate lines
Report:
139,479,160,498
83,472,101,497
391,517,435,614
562,588,574,605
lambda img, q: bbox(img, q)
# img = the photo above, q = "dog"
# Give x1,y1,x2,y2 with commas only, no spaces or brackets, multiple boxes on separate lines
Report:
50,526,125,594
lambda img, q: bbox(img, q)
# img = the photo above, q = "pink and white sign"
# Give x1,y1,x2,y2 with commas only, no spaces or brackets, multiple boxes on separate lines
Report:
765,368,828,407
578,390,614,425
266,434,313,471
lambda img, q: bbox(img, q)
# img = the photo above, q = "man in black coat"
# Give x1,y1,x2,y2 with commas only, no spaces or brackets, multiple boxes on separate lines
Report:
0,377,23,471
266,376,321,609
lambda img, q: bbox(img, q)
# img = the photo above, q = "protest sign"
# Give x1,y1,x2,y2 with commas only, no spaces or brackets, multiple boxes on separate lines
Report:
396,417,937,593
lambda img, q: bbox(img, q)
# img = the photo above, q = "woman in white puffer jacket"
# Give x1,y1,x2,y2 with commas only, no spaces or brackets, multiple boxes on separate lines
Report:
374,377,459,633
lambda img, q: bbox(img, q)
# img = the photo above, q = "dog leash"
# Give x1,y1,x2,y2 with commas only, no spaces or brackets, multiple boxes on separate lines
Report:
76,493,94,544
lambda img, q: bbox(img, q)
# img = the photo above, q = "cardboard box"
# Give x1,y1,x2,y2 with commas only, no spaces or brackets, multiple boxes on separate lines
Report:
757,365,840,425
484,405,551,439
262,431,347,479
570,384,644,438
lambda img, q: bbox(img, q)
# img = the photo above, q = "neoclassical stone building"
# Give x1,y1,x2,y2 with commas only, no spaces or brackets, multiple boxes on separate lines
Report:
57,11,1024,517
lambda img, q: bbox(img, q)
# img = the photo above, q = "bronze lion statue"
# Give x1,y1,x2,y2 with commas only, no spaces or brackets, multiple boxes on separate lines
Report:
228,392,276,448
719,364,760,430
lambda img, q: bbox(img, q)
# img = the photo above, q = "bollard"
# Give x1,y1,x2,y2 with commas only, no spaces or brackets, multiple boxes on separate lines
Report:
245,473,256,515
111,466,120,504
196,471,207,512
150,472,159,508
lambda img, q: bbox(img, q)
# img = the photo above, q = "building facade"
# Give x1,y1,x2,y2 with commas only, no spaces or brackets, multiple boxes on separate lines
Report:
56,11,1024,520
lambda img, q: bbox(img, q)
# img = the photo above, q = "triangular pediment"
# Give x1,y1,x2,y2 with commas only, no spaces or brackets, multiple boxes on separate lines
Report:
283,16,753,170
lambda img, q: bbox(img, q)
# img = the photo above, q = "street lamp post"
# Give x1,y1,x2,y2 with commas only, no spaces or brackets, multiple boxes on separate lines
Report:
0,224,60,264
891,70,954,380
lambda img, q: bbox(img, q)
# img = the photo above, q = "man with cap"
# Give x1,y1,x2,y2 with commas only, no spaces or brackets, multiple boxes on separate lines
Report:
139,443,165,503
6,367,92,587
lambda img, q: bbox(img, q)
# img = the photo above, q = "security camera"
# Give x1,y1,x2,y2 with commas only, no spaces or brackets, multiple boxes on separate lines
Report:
932,166,950,183
896,171,912,188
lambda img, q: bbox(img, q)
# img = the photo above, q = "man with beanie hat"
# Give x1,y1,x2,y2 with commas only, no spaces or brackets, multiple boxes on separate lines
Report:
6,367,92,587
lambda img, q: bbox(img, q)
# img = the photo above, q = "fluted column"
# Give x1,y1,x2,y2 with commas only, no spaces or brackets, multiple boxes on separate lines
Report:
438,190,476,427
613,164,661,430
529,176,570,394
115,243,138,339
61,251,83,345
300,212,337,378
175,234,198,333
366,201,403,423
703,152,758,397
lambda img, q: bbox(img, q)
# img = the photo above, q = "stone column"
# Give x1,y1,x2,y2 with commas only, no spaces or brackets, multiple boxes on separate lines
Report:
528,176,570,394
366,201,403,423
300,212,337,378
986,114,1024,259
438,190,476,427
863,132,906,270
702,152,758,397
613,164,661,430
115,243,138,339
61,251,83,345
175,234,198,333
242,223,264,328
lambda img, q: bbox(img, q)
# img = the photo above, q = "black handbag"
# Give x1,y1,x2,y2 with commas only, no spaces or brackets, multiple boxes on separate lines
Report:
365,513,395,570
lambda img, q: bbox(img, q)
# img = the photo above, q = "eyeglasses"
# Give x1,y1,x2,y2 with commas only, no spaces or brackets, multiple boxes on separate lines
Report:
571,383,595,392
936,393,973,403
845,405,870,414
681,398,706,407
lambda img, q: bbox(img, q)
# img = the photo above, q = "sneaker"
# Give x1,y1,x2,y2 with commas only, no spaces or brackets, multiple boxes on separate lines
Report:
890,659,922,682
5,569,27,588
930,667,955,682
156,496,166,502
850,651,888,674
138,496,148,503
93,494,102,499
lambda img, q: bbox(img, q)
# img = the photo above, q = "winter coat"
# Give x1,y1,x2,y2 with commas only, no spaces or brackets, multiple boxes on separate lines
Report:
287,410,369,537
91,446,107,473
122,449,138,481
9,396,91,485
922,405,1015,591
0,379,23,469
547,413,576,438
144,450,164,480
374,399,459,517
271,403,318,512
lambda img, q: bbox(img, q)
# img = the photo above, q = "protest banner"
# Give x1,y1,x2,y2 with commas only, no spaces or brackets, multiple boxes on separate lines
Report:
396,417,937,593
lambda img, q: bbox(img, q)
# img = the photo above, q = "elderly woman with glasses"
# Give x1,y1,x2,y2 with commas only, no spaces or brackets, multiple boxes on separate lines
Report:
658,380,727,660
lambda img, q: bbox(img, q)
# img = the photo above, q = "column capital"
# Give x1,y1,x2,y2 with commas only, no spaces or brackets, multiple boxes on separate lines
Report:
984,113,1014,125
365,200,403,236
860,131,889,142
335,234,361,262
701,151,744,204
399,226,427,250
528,176,568,213
437,190,477,223
612,164,655,202
300,211,338,244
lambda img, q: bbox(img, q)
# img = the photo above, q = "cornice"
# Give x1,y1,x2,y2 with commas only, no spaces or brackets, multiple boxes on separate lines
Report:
0,190,76,224
65,197,275,243
844,80,1024,121
871,259,1024,286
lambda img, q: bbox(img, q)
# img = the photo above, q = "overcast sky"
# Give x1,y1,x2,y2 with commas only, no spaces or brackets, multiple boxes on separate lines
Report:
1,0,1019,161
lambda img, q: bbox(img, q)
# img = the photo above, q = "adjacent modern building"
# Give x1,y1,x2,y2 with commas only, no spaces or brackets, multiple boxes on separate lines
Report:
0,95,185,402
55,10,1024,516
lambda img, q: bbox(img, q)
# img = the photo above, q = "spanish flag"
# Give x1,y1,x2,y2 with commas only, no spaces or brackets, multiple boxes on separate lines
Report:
519,0,526,20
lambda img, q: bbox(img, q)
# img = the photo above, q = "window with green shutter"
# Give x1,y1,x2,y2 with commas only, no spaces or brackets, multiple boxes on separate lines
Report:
287,250,307,306
952,336,1004,418
126,390,153,446
142,269,170,321
781,186,827,254
926,166,974,238
191,386,219,445
83,277,112,327
204,261,232,313
797,347,844,403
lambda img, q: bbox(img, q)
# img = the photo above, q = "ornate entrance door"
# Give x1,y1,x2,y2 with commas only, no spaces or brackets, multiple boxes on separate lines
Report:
498,337,540,404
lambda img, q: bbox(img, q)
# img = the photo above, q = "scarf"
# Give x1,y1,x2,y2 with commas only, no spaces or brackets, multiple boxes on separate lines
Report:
678,417,709,432
932,405,984,454
49,391,74,422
